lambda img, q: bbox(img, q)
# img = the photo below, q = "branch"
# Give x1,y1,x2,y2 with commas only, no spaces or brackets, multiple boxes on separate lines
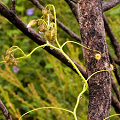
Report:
10,0,16,13
66,0,120,12
0,3,87,78
64,1,120,60
109,53,120,85
64,1,120,97
111,94,120,115
29,0,82,42
102,0,120,12
111,77,120,101
103,14,120,59
69,0,77,4
0,100,12,120
65,0,79,22
113,58,120,66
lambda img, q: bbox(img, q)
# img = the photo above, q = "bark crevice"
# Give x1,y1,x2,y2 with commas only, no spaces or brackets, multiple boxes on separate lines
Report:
77,0,111,119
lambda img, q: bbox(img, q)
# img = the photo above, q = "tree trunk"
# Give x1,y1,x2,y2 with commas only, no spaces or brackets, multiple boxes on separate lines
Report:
77,0,111,120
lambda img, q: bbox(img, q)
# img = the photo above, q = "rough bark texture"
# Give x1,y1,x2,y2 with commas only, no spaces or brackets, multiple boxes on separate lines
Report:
77,0,111,120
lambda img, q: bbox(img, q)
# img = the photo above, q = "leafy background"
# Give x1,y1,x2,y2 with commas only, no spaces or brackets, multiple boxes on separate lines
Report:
0,0,120,119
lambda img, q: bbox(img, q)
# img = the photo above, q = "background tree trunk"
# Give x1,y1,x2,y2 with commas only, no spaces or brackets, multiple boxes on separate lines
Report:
77,0,111,120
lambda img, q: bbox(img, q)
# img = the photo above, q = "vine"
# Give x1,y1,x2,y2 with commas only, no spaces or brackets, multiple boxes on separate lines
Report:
0,4,116,120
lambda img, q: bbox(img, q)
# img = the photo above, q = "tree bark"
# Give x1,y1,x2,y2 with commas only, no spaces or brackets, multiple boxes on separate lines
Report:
77,0,111,120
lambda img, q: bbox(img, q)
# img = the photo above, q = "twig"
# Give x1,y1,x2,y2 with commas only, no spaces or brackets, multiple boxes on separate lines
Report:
57,20,81,41
103,14,120,59
111,94,120,116
65,0,79,22
0,3,86,78
102,0,120,12
65,0,120,58
111,77,120,101
29,0,82,42
69,0,120,12
109,53,120,85
0,100,12,120
113,58,120,66
69,0,77,4
67,0,120,12
10,0,16,13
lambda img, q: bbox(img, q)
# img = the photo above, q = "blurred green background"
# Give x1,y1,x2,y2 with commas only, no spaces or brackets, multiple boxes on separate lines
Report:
0,0,120,119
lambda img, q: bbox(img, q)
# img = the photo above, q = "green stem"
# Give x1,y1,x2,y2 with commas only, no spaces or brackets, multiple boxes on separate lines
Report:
26,44,47,57
47,43,61,52
61,41,101,54
103,114,120,120
45,4,60,48
47,42,88,120
86,70,109,82
11,46,26,56
61,50,86,83
1,4,111,120
17,44,47,60
73,83,88,120
60,50,88,120
19,107,74,120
